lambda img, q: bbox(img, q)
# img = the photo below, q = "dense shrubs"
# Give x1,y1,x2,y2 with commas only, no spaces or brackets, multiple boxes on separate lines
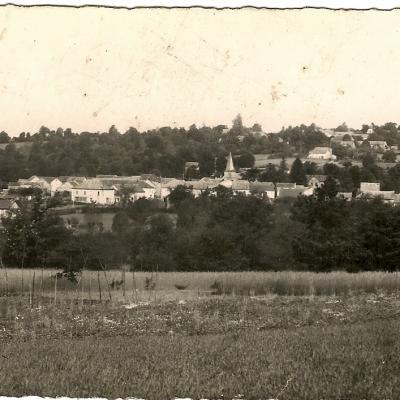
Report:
1,184,400,273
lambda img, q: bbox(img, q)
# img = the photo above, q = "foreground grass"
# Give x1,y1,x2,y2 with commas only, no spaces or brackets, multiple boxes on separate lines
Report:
1,320,399,399
0,293,400,398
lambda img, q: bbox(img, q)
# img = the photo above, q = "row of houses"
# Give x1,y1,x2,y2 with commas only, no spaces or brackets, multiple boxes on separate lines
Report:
1,153,399,209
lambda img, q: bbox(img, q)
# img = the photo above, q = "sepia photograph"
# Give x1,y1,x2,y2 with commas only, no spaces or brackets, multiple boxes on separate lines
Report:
0,1,400,399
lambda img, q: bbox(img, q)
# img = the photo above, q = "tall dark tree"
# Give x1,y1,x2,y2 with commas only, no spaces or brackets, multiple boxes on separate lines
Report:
289,158,306,185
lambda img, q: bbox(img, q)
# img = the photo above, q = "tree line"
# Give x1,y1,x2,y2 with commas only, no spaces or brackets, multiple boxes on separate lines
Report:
1,120,399,188
1,183,400,275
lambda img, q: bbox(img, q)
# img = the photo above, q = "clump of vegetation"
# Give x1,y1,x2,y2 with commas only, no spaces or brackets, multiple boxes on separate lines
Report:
174,284,188,290
144,276,156,291
109,279,124,290
210,280,223,295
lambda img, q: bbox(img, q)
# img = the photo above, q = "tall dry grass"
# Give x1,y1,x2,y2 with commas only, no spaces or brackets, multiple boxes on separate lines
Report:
1,268,400,301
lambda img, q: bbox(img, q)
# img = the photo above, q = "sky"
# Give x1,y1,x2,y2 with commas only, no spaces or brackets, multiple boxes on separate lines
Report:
0,6,400,136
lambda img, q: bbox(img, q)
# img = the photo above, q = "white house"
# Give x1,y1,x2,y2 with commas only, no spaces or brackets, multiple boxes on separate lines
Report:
358,182,395,203
250,181,276,199
231,180,251,195
368,141,390,151
27,176,63,195
277,185,314,198
71,179,115,205
159,179,186,200
308,147,337,161
127,182,157,202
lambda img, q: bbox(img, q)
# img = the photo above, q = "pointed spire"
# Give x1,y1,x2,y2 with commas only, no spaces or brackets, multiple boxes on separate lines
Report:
225,152,235,172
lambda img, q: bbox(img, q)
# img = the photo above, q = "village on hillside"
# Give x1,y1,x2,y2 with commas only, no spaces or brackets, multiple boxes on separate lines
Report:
1,121,400,223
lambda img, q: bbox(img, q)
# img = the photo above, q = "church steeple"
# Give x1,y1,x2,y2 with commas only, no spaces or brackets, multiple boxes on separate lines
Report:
225,152,235,172
223,152,240,181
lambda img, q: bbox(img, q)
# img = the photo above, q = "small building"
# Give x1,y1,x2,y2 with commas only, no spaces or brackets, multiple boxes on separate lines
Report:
71,179,115,205
306,175,327,189
184,161,199,172
231,180,251,195
360,182,381,193
159,178,186,200
308,147,337,161
0,199,19,218
277,186,314,198
358,182,395,203
337,192,353,201
250,181,276,199
368,141,390,151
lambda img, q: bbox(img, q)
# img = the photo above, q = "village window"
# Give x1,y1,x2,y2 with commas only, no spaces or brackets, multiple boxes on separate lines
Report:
98,191,100,196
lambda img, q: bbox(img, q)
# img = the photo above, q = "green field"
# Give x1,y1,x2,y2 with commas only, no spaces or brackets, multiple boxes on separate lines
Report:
1,270,400,399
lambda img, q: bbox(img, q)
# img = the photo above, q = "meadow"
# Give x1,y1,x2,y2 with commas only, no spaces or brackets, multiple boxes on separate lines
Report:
2,268,400,301
1,269,400,399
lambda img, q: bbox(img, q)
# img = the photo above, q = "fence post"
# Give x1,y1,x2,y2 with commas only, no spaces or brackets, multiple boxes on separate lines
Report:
54,274,58,306
31,271,36,307
97,270,102,303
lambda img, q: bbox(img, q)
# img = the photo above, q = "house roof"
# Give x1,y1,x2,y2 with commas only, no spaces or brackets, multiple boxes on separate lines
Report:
200,177,223,184
99,177,141,186
59,176,86,183
276,182,296,189
185,180,209,190
250,181,275,192
75,178,114,190
0,199,16,210
137,181,155,189
232,180,250,190
369,141,388,145
38,176,58,183
306,175,327,182
162,179,186,189
185,161,199,168
278,188,306,198
377,162,397,170
310,147,331,154
141,174,161,183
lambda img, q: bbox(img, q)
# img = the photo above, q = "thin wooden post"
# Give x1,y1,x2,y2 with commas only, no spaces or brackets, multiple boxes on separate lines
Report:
97,270,102,303
89,272,92,304
31,271,36,306
132,268,138,303
0,257,8,296
40,267,44,301
54,274,58,306
81,273,84,309
99,261,112,302
122,269,126,299
21,267,24,296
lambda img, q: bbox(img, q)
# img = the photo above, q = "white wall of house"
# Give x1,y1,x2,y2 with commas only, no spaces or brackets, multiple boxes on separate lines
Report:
263,190,276,199
143,188,156,198
160,187,171,199
50,178,63,196
72,188,115,204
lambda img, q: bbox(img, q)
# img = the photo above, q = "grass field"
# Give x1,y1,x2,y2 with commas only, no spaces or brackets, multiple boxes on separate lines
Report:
2,268,400,301
1,269,400,399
